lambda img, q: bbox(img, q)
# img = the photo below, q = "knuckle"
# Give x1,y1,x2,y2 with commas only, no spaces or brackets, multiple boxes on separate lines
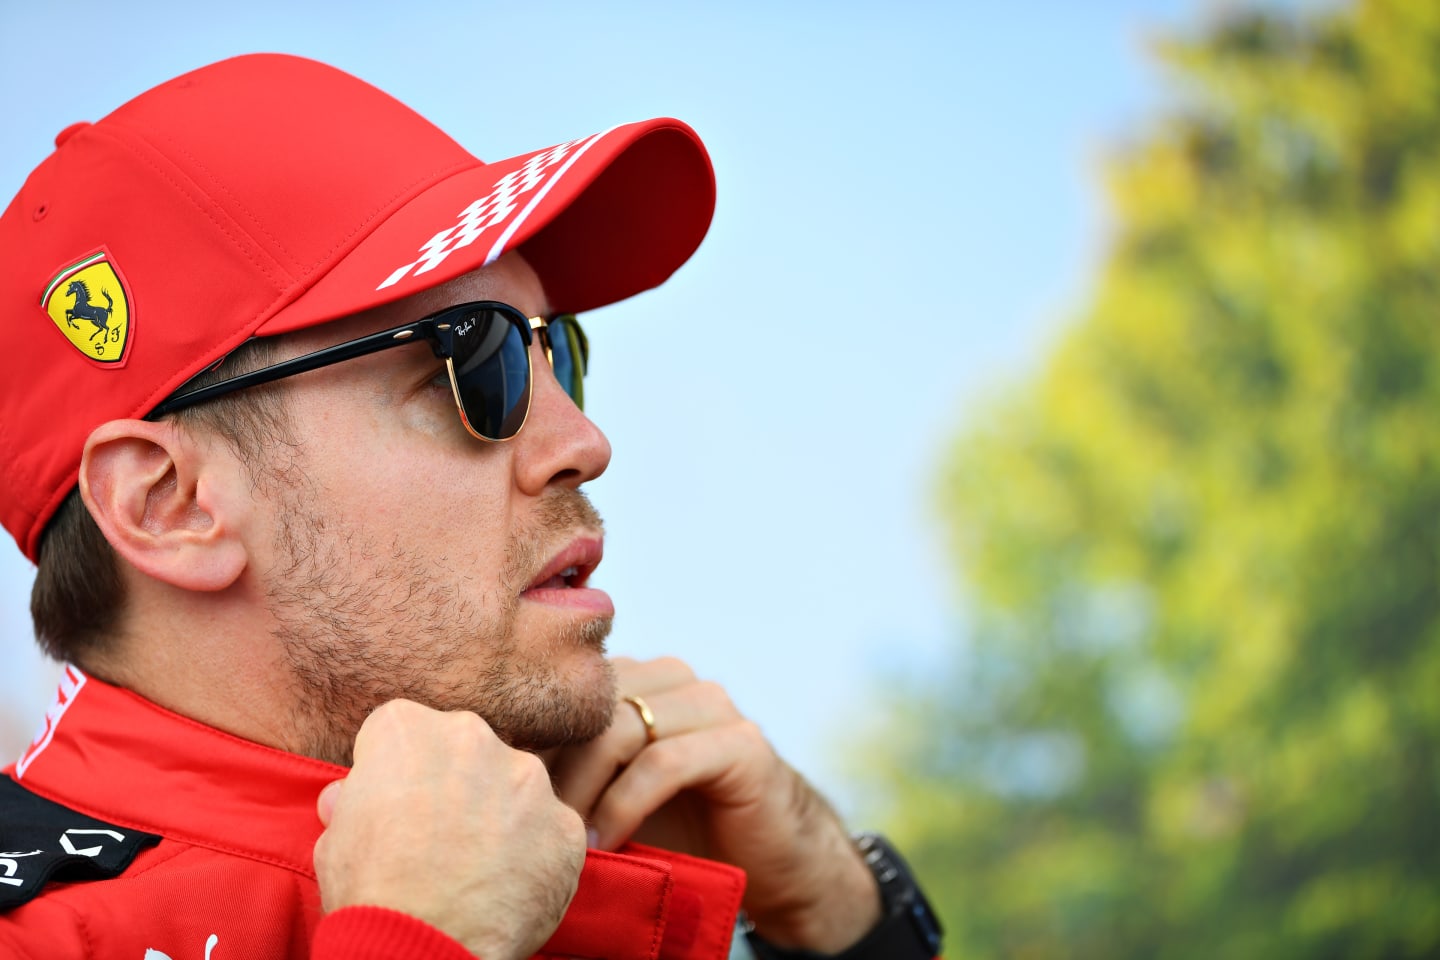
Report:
652,655,697,682
449,708,489,733
367,698,412,725
513,748,552,787
445,710,491,746
694,679,738,714
357,700,422,746
643,741,684,779
735,719,768,749
436,712,501,764
555,804,586,846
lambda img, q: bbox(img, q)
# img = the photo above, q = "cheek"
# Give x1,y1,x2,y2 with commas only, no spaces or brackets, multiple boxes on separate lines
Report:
305,432,518,567
281,377,519,568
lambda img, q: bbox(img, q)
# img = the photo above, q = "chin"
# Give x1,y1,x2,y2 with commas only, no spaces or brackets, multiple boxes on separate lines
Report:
481,628,618,751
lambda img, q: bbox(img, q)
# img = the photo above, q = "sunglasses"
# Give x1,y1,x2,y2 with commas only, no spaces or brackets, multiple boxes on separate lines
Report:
149,301,588,441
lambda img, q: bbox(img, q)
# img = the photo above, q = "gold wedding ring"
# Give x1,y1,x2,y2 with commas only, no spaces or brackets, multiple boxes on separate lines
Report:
623,695,658,744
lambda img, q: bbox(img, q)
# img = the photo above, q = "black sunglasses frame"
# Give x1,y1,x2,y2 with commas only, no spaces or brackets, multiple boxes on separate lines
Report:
148,301,588,442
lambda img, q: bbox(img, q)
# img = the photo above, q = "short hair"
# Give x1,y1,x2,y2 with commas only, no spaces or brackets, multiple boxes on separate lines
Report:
30,338,291,664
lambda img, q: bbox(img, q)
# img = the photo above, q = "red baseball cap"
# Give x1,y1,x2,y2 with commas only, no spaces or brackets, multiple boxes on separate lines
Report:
0,54,715,562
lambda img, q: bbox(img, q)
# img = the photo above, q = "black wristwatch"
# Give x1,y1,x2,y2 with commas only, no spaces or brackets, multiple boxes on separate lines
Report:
745,832,943,960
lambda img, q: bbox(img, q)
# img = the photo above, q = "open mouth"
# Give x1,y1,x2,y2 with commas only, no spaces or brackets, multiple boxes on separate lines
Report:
520,536,612,615
529,563,594,591
523,537,604,595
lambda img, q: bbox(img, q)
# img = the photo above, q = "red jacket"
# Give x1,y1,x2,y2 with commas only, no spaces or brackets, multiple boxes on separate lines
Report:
0,667,746,959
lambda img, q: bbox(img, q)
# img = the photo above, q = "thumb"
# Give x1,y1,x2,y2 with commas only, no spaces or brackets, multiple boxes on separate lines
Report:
317,779,345,827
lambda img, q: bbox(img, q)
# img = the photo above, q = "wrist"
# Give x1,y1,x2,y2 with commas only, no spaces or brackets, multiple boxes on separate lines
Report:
745,834,943,960
743,828,881,952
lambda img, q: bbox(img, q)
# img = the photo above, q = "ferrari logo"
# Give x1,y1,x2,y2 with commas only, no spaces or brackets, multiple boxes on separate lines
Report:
41,251,132,365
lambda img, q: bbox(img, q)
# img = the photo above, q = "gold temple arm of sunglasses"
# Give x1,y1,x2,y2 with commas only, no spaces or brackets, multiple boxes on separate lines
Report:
529,315,552,364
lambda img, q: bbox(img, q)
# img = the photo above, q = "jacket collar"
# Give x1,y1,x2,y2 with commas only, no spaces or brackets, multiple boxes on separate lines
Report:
8,666,745,960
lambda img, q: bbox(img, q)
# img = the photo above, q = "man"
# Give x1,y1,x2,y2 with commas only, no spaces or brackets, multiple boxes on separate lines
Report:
0,55,941,959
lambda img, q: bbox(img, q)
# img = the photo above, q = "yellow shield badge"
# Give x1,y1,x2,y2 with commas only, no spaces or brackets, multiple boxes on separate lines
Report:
41,250,133,366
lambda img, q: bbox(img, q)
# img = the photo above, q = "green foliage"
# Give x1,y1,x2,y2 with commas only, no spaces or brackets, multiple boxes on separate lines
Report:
874,1,1440,956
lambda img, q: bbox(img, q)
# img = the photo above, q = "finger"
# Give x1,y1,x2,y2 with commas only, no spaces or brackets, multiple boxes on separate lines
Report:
622,681,742,743
587,721,771,850
610,655,698,697
312,831,335,910
350,698,426,767
317,779,344,826
551,681,743,815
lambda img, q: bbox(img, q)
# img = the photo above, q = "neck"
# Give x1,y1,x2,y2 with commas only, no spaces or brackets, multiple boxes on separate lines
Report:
84,587,325,762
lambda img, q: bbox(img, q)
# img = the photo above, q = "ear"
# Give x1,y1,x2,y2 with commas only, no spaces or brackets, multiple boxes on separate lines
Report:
79,419,248,592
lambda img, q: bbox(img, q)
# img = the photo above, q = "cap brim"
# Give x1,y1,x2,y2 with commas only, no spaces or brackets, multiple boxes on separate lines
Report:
258,117,714,335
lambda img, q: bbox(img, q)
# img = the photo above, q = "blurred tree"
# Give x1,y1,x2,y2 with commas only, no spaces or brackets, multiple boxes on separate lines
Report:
869,0,1440,956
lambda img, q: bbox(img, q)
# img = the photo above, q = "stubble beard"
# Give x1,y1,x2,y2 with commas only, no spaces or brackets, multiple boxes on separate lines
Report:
265,485,617,766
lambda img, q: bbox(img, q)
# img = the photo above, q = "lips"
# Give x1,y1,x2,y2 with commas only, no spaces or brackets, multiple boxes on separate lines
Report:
521,537,612,614
525,537,603,591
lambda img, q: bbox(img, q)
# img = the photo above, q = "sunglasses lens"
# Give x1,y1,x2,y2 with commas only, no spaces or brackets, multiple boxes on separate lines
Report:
548,315,588,411
450,307,530,440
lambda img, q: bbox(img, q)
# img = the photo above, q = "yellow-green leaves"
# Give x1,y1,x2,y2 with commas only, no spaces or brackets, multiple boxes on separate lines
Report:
872,1,1440,955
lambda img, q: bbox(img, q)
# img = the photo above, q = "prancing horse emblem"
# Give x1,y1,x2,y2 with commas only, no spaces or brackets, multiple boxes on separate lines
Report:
63,279,115,341
41,250,132,364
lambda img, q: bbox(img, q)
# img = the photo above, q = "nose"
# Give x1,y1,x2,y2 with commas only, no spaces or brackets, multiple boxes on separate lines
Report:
512,336,611,494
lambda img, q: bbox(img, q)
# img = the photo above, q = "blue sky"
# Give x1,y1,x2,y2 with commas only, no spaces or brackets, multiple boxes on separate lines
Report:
0,0,1215,805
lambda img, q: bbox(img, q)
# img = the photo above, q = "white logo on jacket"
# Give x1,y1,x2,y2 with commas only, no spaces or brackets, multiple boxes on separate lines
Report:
0,850,41,888
144,933,218,960
59,827,125,857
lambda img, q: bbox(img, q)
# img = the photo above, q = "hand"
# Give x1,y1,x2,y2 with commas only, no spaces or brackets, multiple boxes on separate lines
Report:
549,657,882,953
313,700,587,960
